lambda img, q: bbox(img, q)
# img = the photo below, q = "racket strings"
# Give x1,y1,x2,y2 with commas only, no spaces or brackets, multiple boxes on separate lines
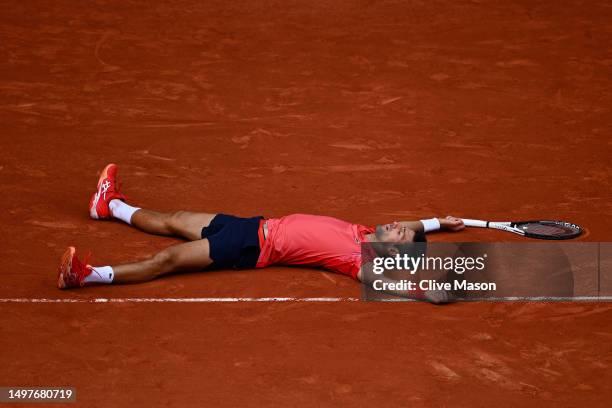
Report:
523,223,578,237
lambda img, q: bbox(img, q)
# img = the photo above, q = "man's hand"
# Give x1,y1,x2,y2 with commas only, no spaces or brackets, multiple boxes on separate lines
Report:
439,216,465,232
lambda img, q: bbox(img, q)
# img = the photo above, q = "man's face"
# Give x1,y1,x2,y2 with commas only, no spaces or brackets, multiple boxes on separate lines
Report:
375,221,416,243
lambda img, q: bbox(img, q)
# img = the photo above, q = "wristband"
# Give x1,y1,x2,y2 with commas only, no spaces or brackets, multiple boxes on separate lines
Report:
420,218,441,233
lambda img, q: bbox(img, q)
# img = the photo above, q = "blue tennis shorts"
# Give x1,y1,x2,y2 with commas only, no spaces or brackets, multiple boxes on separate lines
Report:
201,214,263,269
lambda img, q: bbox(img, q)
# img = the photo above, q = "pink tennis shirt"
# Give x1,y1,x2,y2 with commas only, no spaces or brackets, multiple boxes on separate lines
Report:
256,214,375,279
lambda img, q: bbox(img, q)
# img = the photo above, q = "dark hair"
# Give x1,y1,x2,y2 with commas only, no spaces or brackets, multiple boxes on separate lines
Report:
368,229,428,257
414,230,427,242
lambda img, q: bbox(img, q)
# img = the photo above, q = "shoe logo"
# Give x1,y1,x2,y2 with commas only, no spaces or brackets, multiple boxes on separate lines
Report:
100,180,111,199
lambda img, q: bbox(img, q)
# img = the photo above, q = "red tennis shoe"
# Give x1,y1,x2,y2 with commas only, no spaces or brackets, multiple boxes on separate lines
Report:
57,247,92,289
88,163,126,219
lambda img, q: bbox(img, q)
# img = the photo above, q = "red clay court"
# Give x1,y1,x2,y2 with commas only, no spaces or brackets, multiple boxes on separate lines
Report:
1,1,611,406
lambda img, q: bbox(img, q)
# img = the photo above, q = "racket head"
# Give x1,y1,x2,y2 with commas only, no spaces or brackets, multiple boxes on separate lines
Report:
511,220,583,240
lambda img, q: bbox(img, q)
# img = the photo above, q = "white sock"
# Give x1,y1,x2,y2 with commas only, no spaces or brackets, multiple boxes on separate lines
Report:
84,266,114,284
109,200,140,225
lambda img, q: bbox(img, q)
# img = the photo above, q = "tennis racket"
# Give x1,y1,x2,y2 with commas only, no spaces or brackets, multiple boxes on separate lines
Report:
460,219,582,240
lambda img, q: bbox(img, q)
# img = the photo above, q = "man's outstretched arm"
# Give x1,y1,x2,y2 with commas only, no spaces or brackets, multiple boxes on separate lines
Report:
357,262,456,304
399,216,465,233
357,262,416,298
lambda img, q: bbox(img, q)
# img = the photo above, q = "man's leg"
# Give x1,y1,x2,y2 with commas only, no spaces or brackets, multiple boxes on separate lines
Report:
87,163,216,241
84,239,212,285
109,199,216,241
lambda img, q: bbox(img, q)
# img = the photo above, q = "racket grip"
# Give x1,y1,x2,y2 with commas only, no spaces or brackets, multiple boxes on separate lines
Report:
461,219,488,228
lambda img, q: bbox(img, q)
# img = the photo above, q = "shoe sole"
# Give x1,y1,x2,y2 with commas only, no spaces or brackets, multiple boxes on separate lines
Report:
89,163,115,219
57,246,76,289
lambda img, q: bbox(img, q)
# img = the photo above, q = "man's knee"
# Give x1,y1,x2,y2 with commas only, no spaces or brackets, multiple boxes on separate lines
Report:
151,250,177,275
166,210,188,232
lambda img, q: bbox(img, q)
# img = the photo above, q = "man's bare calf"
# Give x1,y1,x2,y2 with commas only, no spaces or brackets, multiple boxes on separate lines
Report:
112,238,212,283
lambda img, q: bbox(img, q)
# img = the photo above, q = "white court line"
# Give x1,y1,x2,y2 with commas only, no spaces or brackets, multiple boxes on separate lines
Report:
0,297,361,303
368,296,612,302
463,296,612,301
0,296,611,303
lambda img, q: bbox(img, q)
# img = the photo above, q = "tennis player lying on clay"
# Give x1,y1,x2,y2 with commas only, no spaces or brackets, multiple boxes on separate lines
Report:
57,164,465,302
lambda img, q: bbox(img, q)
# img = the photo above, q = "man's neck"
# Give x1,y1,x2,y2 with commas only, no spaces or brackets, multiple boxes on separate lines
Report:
364,233,377,242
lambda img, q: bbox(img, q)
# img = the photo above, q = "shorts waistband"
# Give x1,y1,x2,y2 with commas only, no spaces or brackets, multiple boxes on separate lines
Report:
257,219,267,248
